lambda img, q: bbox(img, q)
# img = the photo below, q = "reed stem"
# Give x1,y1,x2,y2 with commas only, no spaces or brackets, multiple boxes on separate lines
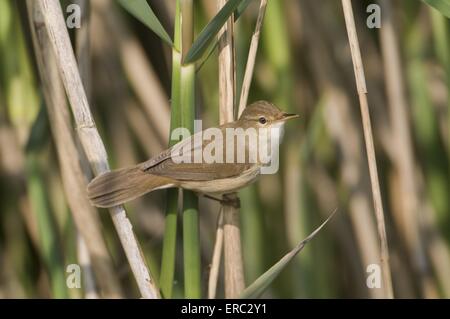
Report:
160,0,182,299
34,0,159,298
341,0,394,298
181,0,201,298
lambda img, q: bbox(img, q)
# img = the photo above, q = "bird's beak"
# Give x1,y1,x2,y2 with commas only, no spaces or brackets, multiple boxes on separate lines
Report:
281,113,300,121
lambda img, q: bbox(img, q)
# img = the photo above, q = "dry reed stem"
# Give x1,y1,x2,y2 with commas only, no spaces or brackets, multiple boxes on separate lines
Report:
222,194,245,297
324,91,385,298
208,209,224,299
75,0,91,102
299,1,384,297
27,0,122,298
237,0,268,117
378,0,435,296
35,0,160,298
341,0,393,298
74,0,99,298
77,235,99,298
218,0,236,124
217,0,245,298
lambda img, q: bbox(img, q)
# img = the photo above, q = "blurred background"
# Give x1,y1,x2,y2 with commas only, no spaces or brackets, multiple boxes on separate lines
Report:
0,0,448,298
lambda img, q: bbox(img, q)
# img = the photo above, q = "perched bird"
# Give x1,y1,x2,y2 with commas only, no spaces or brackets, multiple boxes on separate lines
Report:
87,101,299,207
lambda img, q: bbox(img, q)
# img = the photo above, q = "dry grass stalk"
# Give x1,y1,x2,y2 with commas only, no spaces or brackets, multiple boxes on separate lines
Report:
222,194,245,297
218,0,236,124
217,0,245,298
300,1,384,297
208,209,224,299
324,91,384,298
77,235,99,298
75,0,91,102
74,0,99,298
237,0,268,117
378,0,437,297
341,0,393,298
27,0,122,298
34,0,160,298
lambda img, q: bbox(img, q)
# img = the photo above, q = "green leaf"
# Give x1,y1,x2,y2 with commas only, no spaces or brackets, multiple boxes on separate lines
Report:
117,0,173,46
239,210,337,299
422,0,450,18
184,0,244,64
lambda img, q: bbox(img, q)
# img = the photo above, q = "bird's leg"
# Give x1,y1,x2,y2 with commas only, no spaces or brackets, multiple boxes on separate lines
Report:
202,193,240,209
222,193,240,209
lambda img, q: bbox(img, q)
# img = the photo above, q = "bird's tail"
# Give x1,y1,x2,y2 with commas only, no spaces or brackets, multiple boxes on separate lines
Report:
87,166,174,208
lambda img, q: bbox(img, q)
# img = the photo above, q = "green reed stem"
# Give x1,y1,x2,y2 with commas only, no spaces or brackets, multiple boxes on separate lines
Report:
160,0,182,299
160,0,201,298
180,0,201,297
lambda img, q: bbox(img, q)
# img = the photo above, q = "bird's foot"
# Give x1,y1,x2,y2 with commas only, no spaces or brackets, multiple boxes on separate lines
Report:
203,194,240,209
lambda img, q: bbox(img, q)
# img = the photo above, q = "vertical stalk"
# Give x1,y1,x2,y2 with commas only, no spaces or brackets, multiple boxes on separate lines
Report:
378,0,433,297
208,209,224,298
217,0,245,298
35,0,160,298
429,8,450,154
77,235,98,298
159,190,178,298
181,0,201,298
74,0,99,298
264,0,300,297
237,0,268,117
27,0,123,297
341,0,393,298
160,0,182,299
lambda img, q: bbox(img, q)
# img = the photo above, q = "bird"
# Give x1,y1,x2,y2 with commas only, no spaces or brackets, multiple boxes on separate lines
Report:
87,101,299,208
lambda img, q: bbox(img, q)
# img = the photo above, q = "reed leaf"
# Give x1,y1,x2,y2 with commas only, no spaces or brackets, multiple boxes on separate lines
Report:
117,0,173,46
422,0,450,18
183,0,244,64
235,0,253,20
239,211,336,299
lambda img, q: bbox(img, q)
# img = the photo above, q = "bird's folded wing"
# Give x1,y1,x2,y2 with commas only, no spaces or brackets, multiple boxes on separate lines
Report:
140,130,204,171
140,126,254,181
146,161,253,181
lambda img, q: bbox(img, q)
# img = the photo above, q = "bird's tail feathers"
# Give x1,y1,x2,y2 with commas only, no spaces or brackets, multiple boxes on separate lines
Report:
87,166,174,208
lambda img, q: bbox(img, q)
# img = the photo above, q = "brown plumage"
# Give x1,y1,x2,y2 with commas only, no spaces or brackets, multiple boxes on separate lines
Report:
87,101,298,207
87,166,175,208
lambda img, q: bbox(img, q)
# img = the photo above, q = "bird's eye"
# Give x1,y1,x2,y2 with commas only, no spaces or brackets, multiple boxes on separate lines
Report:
258,117,267,124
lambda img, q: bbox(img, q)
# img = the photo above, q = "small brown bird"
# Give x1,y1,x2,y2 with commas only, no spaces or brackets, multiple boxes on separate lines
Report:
87,101,298,207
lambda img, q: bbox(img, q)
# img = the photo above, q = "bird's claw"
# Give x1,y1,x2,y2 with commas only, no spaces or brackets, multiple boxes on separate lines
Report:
203,194,240,209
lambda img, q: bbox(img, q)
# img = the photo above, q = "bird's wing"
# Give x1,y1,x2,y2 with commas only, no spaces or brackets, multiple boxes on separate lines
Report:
140,126,254,181
146,161,252,181
139,130,204,171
